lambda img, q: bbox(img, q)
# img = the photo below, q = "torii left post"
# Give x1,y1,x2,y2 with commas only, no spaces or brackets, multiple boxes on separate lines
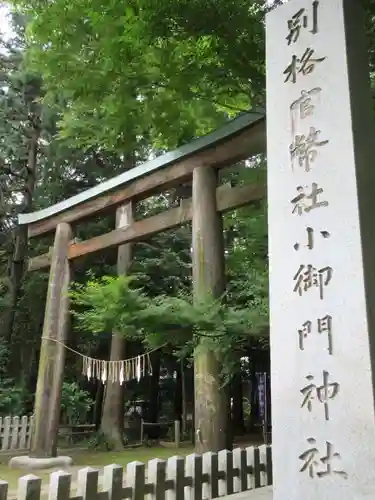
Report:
10,222,74,468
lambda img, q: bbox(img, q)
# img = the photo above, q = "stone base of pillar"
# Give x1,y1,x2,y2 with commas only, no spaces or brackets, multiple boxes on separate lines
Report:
8,455,73,470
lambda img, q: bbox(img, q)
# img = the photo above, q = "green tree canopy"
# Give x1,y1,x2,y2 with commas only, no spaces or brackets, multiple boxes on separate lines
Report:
9,0,269,151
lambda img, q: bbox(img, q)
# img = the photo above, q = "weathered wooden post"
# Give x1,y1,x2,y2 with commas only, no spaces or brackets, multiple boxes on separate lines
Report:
140,419,144,445
10,223,74,467
174,420,180,448
192,166,227,453
100,202,133,448
33,222,72,458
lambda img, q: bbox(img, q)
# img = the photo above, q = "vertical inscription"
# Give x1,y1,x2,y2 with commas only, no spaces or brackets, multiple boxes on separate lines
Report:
300,371,340,420
280,0,347,481
284,49,326,84
291,183,329,215
293,264,333,300
290,126,329,172
286,1,319,45
299,439,348,479
290,87,322,136
298,316,333,355
294,227,330,251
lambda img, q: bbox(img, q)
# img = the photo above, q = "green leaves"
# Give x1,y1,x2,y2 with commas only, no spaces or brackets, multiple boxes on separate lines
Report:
70,264,268,376
10,0,267,151
1,0,273,393
60,382,93,425
70,275,146,336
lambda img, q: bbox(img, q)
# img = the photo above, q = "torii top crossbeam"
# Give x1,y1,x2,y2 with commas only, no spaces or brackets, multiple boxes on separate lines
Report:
18,111,266,240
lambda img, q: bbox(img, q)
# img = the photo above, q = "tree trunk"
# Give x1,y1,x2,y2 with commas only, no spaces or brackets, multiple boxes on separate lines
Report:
2,117,40,344
31,223,72,458
94,381,105,430
100,202,134,449
192,166,227,453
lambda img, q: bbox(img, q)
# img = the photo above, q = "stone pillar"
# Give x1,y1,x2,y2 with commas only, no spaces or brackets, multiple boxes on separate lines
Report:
192,166,227,453
266,0,375,498
31,222,72,458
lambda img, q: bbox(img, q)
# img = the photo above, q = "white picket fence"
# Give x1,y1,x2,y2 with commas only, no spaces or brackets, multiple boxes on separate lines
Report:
0,416,34,451
0,416,98,451
2,444,272,500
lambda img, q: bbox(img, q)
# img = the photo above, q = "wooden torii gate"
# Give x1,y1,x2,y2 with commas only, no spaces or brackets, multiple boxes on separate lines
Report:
19,111,266,458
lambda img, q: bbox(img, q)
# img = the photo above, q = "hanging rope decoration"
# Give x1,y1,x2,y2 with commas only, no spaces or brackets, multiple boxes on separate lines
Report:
41,337,164,385
82,352,152,384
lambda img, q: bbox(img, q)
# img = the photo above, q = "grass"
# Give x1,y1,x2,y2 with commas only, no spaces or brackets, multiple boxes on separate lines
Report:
0,435,262,494
73,443,194,467
0,444,195,493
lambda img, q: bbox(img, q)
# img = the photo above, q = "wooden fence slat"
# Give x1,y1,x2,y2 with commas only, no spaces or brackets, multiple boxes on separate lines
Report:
102,464,123,500
0,480,8,500
76,467,99,500
202,451,219,499
126,461,146,500
2,417,11,451
185,453,203,500
166,456,185,500
147,458,166,500
18,474,41,500
218,449,234,497
10,416,20,449
233,447,247,493
49,471,72,500
246,445,255,490
140,420,144,445
173,421,180,449
258,444,268,487
19,416,28,450
253,447,261,489
266,445,273,485
0,416,106,452
0,440,273,499
27,416,34,449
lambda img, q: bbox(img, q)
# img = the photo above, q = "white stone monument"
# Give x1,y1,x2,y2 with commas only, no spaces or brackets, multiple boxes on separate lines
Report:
266,0,375,498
